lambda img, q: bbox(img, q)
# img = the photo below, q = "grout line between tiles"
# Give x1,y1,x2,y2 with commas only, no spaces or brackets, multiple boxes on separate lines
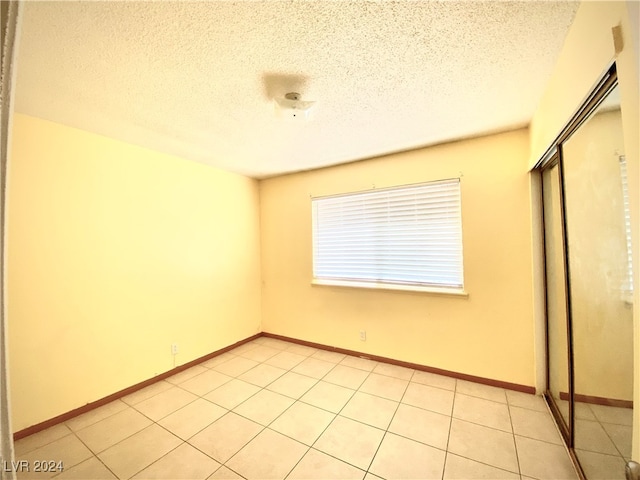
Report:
66,394,203,476
591,409,631,460
77,416,152,455
507,399,523,478
187,433,236,472
126,440,186,480
440,375,458,480
14,428,74,458
218,419,267,470
362,369,413,476
447,451,525,478
280,445,312,479
206,342,332,476
289,362,378,475
207,461,248,480
63,399,128,435
133,383,202,422
57,430,120,479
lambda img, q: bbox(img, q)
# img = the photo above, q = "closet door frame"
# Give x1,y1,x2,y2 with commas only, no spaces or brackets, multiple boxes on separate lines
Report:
540,154,573,445
537,63,619,480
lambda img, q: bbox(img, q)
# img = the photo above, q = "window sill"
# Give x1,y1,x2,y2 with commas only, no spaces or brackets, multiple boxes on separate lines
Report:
311,278,469,297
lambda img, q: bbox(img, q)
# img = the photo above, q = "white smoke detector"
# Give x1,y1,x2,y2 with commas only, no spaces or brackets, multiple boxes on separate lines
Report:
274,92,316,121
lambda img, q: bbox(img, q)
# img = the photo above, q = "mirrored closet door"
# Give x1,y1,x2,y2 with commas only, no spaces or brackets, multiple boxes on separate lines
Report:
541,69,634,480
543,160,572,438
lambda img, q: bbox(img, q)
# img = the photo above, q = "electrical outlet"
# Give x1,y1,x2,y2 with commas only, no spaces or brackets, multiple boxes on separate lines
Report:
359,330,366,341
171,343,178,355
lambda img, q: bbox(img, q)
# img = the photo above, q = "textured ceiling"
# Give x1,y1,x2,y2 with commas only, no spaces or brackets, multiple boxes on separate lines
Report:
15,1,578,178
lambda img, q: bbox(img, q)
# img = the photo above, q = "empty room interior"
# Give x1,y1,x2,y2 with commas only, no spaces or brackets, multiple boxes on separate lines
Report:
1,1,639,480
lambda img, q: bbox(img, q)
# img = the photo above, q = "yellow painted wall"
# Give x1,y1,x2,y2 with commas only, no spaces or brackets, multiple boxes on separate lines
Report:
260,129,535,386
529,0,639,460
7,114,262,431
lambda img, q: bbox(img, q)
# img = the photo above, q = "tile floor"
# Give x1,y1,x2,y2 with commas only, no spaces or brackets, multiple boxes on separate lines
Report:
15,337,579,480
554,399,633,479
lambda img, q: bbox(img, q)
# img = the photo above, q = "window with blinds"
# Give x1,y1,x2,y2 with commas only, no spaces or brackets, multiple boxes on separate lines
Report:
311,179,464,291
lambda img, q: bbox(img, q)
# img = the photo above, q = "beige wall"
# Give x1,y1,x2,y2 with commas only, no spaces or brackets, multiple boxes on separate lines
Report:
529,0,639,460
7,114,262,431
260,129,536,387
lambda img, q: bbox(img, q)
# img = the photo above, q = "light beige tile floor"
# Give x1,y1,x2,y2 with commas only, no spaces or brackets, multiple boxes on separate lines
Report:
15,337,579,480
553,398,633,479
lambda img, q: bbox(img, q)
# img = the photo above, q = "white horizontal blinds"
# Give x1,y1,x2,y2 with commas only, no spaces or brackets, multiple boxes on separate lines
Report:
619,156,634,293
312,179,463,288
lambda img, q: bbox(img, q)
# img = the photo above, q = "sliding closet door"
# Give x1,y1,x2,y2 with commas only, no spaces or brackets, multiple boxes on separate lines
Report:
541,70,634,479
542,162,571,439
561,84,633,477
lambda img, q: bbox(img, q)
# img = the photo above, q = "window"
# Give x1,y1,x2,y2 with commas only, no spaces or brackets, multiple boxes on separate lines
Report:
311,179,464,293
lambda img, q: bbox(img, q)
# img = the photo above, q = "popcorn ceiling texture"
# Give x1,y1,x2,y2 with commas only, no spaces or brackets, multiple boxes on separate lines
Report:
15,1,578,178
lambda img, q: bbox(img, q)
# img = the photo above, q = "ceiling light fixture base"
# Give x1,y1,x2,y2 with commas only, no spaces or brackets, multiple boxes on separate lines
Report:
274,92,316,121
